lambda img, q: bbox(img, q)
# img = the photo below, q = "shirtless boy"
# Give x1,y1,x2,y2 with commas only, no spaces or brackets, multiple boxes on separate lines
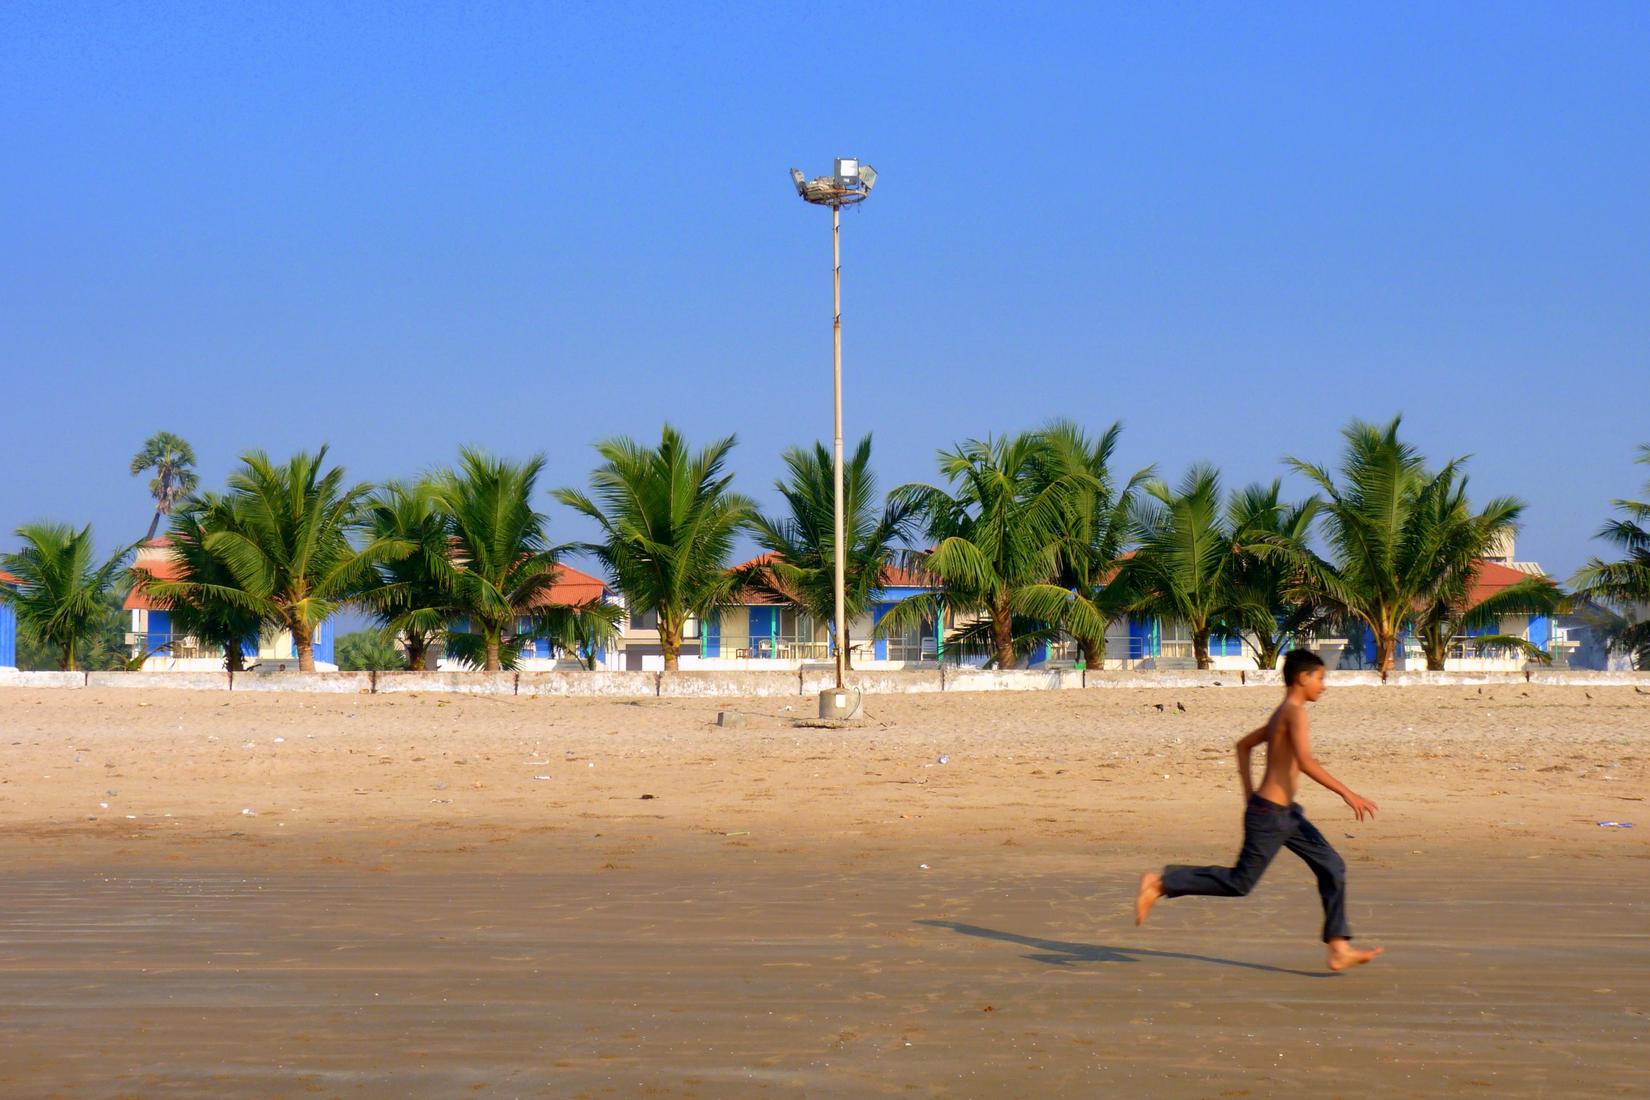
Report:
1134,649,1384,971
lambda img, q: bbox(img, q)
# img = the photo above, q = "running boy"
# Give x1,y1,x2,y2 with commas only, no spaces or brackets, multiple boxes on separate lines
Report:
1134,649,1384,971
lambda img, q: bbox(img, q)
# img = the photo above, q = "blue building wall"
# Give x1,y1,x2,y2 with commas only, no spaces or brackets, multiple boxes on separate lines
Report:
0,602,15,668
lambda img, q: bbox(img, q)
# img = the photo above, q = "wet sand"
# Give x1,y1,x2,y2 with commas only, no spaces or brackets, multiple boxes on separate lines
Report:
1,685,1646,1097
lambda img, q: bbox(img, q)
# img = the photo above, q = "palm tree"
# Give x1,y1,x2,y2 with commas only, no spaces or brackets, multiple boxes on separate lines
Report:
132,497,266,672
1114,464,1246,670
1284,417,1524,673
0,523,132,670
881,431,1096,669
740,435,919,669
201,448,387,672
1404,472,1555,670
359,481,458,671
427,450,565,673
556,425,755,672
535,599,625,671
1224,481,1327,672
131,432,199,542
1040,420,1153,670
1571,444,1650,668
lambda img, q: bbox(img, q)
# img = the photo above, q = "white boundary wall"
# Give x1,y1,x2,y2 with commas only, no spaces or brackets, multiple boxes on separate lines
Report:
1,667,1644,697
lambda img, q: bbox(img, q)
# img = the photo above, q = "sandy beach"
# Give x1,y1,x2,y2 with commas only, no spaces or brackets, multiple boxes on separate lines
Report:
0,683,1645,1097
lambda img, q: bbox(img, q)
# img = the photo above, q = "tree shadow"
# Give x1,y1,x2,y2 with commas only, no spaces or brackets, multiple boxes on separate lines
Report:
917,920,1334,978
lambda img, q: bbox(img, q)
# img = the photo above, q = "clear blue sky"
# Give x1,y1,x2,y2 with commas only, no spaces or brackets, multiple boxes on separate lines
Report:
4,2,1647,580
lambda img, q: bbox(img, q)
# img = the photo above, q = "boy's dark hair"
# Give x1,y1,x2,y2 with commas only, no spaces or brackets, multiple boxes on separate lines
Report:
1283,649,1325,686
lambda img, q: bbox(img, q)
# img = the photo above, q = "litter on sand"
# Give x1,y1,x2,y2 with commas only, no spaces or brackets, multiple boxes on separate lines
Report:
1596,821,1634,828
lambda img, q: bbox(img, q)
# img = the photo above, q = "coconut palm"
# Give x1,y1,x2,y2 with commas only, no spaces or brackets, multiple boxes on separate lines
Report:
1571,444,1650,668
535,599,625,671
1224,481,1328,671
201,448,386,672
556,426,755,672
1039,419,1153,670
359,481,459,671
131,497,266,672
1405,473,1556,669
131,432,199,542
740,435,919,669
881,431,1097,669
1114,464,1249,670
0,523,132,670
1283,417,1524,673
427,449,566,673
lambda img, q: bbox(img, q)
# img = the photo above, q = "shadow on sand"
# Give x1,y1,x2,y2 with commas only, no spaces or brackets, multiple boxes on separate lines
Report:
917,920,1334,979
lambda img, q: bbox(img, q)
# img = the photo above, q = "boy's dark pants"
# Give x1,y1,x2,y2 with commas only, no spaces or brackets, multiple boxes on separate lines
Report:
1161,794,1352,942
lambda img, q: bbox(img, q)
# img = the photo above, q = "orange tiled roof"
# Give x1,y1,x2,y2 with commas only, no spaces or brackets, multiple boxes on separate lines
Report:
528,563,609,608
729,553,936,603
1466,559,1553,608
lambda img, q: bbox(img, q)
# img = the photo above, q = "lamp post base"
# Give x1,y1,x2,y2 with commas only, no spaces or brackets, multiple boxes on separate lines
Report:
817,687,856,720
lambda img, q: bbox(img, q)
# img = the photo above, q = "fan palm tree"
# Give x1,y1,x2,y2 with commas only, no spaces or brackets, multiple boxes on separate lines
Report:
0,523,132,670
131,497,266,672
1114,464,1247,670
881,431,1097,669
359,481,459,671
740,435,919,669
427,450,566,673
1282,417,1524,673
1224,481,1327,672
201,448,387,672
131,432,199,542
556,426,755,672
1571,444,1650,668
1040,419,1153,670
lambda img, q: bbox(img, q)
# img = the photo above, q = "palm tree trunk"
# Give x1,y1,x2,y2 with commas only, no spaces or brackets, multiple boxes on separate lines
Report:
225,643,244,674
992,601,1015,669
483,626,502,673
660,618,680,672
1080,636,1104,671
293,621,315,672
1374,628,1398,674
406,636,428,672
1193,630,1212,670
62,640,77,672
144,510,162,542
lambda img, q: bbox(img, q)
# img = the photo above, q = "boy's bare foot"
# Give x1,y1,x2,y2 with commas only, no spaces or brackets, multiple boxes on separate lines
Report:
1135,872,1164,926
1327,938,1384,971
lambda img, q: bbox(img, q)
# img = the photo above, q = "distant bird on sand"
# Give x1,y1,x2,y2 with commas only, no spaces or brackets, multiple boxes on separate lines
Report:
1176,701,1186,713
1153,703,1165,713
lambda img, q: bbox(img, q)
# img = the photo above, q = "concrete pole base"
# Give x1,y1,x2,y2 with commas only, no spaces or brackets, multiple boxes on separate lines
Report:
817,687,855,720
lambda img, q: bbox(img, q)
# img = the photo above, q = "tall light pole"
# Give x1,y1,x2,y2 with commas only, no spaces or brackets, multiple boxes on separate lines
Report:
791,158,877,709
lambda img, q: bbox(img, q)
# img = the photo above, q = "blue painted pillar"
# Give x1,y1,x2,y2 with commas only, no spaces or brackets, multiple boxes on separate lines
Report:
872,604,889,661
704,612,720,658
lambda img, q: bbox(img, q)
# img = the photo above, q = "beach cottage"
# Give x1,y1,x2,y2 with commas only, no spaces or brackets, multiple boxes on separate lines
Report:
437,563,621,670
687,555,944,669
124,537,338,670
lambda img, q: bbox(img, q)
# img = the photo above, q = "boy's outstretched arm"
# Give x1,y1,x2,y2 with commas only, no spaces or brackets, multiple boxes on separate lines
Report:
1234,724,1269,799
1287,709,1379,821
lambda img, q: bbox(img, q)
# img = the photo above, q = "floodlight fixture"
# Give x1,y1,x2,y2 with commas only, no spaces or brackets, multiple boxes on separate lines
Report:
790,156,877,208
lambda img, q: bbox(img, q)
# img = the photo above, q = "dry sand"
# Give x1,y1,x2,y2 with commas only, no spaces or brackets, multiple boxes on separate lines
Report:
0,683,1646,1098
